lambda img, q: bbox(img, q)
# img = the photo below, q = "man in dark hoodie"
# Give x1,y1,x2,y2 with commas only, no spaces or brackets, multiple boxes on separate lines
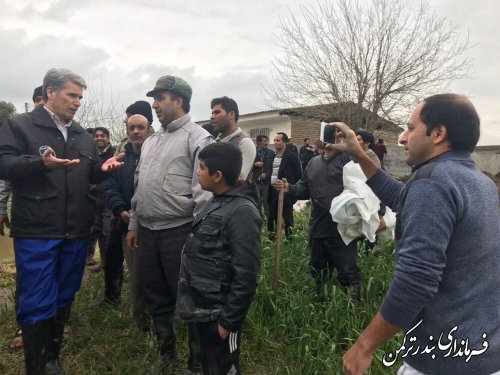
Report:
177,142,261,375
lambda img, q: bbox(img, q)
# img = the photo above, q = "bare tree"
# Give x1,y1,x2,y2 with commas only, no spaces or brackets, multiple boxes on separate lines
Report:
75,80,126,144
268,0,472,129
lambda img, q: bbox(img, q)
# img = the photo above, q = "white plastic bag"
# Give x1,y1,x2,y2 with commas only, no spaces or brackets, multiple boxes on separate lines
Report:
330,161,381,245
377,207,396,240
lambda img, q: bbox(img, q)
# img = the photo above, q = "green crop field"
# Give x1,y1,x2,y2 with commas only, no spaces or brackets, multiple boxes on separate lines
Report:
0,209,402,374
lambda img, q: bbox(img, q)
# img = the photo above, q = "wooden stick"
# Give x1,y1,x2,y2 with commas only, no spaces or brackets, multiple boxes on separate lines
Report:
272,189,285,290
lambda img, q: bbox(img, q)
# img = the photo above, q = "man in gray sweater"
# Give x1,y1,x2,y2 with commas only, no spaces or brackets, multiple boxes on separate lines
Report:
338,94,499,375
126,75,213,373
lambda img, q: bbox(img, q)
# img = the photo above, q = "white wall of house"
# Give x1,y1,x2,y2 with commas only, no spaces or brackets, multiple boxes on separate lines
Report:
238,111,292,147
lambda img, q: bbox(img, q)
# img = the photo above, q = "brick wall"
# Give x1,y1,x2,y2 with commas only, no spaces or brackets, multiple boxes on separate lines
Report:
290,116,321,143
290,116,401,146
373,130,401,146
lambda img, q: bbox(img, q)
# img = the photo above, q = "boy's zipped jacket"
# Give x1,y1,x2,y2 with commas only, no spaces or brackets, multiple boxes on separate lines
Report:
177,183,262,332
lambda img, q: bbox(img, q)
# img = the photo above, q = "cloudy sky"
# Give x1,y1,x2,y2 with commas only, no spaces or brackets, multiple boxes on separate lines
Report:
0,0,498,144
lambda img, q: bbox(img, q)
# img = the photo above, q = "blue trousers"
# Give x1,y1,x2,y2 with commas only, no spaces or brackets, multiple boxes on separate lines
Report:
14,238,88,324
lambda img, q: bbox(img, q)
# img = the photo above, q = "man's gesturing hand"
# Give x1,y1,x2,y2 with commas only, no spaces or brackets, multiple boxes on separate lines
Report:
102,152,125,172
43,147,80,169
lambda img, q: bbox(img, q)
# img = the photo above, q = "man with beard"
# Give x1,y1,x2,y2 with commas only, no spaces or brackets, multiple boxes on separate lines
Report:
115,100,155,155
95,115,152,332
340,95,500,375
126,75,213,373
273,129,362,301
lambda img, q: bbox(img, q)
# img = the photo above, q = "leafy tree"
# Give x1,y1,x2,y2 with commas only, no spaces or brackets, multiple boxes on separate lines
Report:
0,101,17,125
269,0,472,128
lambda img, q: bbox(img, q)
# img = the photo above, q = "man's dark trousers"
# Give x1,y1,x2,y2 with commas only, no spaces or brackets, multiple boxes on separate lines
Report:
256,183,270,220
138,222,200,369
310,236,360,290
197,321,241,375
88,203,112,265
103,223,124,303
267,190,294,237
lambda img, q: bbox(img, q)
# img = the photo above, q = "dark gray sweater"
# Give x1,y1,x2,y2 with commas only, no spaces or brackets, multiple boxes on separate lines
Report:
367,151,500,375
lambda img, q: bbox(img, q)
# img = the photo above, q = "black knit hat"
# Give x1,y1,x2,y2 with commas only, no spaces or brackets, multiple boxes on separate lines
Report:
126,100,153,124
32,86,43,102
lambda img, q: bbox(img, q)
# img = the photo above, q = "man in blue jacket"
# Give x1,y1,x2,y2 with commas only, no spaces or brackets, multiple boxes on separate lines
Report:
338,94,500,375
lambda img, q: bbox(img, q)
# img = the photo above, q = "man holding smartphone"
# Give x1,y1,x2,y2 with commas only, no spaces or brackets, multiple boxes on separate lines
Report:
274,118,362,301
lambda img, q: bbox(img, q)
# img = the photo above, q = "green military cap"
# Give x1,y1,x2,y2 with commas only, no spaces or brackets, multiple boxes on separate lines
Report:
146,75,192,102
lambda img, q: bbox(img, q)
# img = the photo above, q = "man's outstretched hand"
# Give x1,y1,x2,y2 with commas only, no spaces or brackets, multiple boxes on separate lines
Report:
101,152,125,172
43,147,80,169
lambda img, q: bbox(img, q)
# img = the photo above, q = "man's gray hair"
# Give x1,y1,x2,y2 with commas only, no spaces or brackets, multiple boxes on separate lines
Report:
42,68,87,100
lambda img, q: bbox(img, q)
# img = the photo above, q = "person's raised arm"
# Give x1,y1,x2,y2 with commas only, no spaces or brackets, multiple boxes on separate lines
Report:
329,122,379,180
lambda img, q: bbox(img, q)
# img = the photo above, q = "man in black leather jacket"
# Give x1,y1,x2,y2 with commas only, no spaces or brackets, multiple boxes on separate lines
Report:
177,142,261,375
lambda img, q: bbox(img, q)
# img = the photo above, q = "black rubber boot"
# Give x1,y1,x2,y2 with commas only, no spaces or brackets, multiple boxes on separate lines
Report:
104,276,122,305
22,319,52,375
345,284,361,303
102,227,124,305
45,308,70,375
154,316,177,373
313,268,331,301
186,323,202,374
315,282,329,301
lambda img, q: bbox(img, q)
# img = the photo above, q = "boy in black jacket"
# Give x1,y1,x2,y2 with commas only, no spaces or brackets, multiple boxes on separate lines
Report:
177,142,261,375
